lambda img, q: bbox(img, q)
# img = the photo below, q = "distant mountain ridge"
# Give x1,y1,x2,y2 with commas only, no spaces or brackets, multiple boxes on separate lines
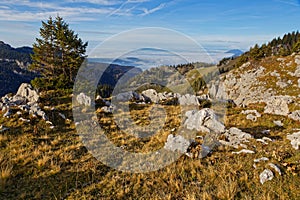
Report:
0,41,38,96
225,49,244,57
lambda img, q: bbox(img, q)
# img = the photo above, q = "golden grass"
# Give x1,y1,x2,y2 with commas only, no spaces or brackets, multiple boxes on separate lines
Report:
0,78,300,199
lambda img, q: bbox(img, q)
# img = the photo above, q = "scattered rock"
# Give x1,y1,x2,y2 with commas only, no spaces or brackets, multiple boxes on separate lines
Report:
141,89,160,103
232,149,255,154
256,139,269,145
242,110,261,122
273,120,284,127
46,121,53,125
184,108,225,134
260,169,274,184
76,93,92,106
219,127,252,148
254,157,269,163
16,83,39,103
288,110,300,122
287,131,300,150
19,117,30,123
59,113,66,120
276,81,288,88
261,130,271,135
269,163,282,175
101,106,114,113
3,109,11,118
164,134,192,154
178,94,199,106
270,70,280,77
264,96,293,116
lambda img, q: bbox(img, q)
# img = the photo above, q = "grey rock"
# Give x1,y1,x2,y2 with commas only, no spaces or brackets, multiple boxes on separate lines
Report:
269,163,282,175
220,127,252,148
19,117,30,123
288,110,300,121
276,81,288,88
16,83,39,103
141,89,160,103
287,131,300,150
260,169,274,184
59,113,66,120
270,70,280,77
178,94,199,106
273,120,284,127
264,96,293,116
11,95,26,105
116,91,146,102
298,79,300,87
232,149,255,154
101,106,114,113
164,134,192,154
3,109,11,118
76,93,92,106
184,108,225,134
254,157,269,163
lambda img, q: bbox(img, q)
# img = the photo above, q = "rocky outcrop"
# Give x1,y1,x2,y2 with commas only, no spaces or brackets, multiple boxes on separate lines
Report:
0,83,48,121
219,127,252,149
76,93,92,106
141,89,161,103
184,108,225,134
288,110,300,121
260,169,274,184
178,94,199,106
241,110,261,122
164,134,193,154
15,83,39,103
264,96,293,116
287,131,300,150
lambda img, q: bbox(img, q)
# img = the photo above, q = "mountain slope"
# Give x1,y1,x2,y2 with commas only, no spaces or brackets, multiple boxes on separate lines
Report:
0,41,37,96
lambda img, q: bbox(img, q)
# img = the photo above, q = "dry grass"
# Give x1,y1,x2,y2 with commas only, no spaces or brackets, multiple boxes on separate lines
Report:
0,74,300,199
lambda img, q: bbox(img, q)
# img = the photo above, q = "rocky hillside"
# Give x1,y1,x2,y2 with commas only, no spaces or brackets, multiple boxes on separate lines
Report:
211,53,300,120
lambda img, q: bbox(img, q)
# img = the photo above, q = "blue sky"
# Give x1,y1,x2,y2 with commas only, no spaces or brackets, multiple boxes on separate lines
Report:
1,0,300,54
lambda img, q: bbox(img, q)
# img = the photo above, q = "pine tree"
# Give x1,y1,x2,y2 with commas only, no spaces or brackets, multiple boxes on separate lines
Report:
30,16,88,89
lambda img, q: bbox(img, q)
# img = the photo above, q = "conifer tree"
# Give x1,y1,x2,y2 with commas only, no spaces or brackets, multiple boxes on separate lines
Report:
30,16,88,89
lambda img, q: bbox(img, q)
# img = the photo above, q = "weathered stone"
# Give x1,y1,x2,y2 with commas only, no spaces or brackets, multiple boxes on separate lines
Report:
232,149,255,154
254,157,269,163
270,70,280,77
184,108,225,134
288,110,300,121
260,169,274,184
141,89,160,103
276,81,288,88
220,127,252,148
164,134,192,154
101,106,114,113
116,91,146,102
3,109,11,118
76,93,92,106
178,94,199,106
273,120,284,127
16,83,39,103
287,131,300,150
264,96,293,116
59,113,66,120
269,163,281,175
